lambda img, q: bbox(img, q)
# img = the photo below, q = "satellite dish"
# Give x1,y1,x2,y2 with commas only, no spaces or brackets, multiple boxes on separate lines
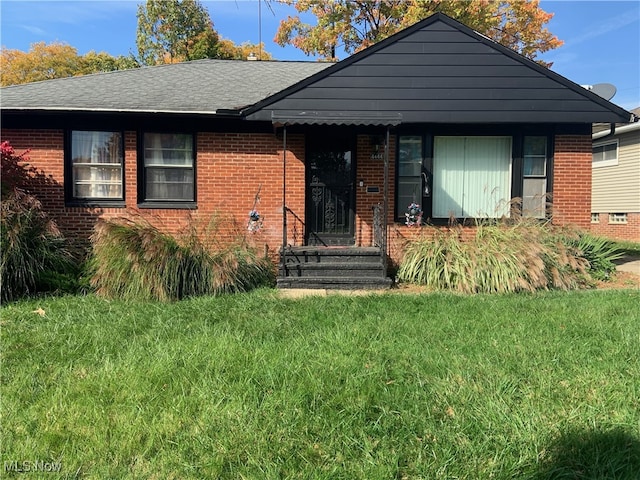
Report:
586,83,617,101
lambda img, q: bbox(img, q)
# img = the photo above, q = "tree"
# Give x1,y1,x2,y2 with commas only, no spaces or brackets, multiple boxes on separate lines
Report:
1,42,81,86
0,43,140,86
80,52,140,76
136,0,221,65
274,0,562,66
217,40,273,61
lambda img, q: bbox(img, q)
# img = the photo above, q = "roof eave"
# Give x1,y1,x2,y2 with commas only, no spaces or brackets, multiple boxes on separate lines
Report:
593,121,640,140
0,106,242,117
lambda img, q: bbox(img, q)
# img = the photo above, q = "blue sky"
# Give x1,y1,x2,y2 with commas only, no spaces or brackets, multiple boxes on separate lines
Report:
1,0,638,109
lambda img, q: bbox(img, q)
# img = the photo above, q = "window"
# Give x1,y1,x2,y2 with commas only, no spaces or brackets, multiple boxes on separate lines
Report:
592,140,618,168
591,213,600,224
522,136,548,219
69,131,123,201
142,133,195,203
396,132,552,222
397,136,424,212
433,136,512,218
609,213,627,224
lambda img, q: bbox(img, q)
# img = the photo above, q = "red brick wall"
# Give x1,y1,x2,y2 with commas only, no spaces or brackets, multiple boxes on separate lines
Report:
551,135,592,229
590,213,640,242
354,134,396,246
2,129,596,261
1,129,305,256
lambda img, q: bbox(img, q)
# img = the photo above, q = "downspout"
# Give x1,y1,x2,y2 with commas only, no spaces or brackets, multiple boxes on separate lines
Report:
281,125,288,279
594,123,617,142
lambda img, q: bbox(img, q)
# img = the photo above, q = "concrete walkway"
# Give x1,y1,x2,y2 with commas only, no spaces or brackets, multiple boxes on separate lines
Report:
616,255,640,276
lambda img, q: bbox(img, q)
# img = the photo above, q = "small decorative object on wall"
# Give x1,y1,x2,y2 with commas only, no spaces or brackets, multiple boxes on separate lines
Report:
405,202,423,227
248,184,264,233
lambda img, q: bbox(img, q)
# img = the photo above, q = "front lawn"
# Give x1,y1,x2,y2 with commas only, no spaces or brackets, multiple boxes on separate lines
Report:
2,290,639,479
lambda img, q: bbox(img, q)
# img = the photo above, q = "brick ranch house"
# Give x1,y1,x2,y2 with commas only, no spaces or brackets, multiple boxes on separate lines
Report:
1,13,634,288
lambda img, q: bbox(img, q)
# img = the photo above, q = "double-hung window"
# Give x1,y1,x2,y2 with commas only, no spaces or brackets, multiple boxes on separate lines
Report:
522,136,548,218
592,140,618,168
69,130,123,202
142,133,195,203
397,136,424,212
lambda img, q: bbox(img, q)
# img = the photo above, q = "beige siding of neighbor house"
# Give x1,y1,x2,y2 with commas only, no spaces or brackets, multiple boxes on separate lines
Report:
591,129,640,213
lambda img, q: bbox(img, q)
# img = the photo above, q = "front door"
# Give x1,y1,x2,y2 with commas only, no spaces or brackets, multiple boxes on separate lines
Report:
306,133,355,246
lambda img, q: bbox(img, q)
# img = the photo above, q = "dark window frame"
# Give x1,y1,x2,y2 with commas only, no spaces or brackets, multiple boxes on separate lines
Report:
137,131,197,209
394,127,554,224
64,129,126,208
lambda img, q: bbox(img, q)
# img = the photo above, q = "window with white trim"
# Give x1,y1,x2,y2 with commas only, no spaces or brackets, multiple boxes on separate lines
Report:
142,133,195,202
592,140,618,168
591,213,600,223
609,213,627,224
70,131,123,201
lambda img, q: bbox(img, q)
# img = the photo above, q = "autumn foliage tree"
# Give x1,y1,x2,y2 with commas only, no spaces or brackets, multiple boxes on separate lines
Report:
217,40,273,61
136,0,221,65
0,42,139,86
1,42,80,86
274,0,562,66
136,0,273,64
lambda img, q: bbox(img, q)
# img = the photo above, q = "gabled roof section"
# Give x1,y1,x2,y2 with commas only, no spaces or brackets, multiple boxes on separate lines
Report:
0,59,331,115
245,13,632,124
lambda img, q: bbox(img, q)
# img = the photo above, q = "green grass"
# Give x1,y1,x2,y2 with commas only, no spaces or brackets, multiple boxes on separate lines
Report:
615,240,640,257
2,290,639,479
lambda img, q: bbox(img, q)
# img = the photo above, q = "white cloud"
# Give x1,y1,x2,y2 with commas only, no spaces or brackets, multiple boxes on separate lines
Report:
21,24,47,36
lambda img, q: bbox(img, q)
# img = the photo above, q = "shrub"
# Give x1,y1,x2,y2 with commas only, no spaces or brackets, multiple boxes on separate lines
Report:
397,221,592,293
89,216,274,301
1,140,33,197
1,141,74,302
574,234,623,281
1,190,74,302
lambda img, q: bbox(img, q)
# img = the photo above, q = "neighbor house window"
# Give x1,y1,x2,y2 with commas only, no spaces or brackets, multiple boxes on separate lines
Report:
70,131,123,201
432,136,512,218
142,133,195,203
522,136,548,218
591,213,600,223
608,213,627,224
592,140,618,168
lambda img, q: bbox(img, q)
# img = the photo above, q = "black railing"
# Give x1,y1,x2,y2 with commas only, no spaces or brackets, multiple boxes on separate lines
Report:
372,203,384,249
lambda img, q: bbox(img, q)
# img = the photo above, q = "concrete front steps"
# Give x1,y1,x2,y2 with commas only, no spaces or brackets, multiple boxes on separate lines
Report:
277,246,392,290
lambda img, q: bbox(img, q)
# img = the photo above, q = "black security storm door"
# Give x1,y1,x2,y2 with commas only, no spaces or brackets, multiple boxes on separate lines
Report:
306,133,355,246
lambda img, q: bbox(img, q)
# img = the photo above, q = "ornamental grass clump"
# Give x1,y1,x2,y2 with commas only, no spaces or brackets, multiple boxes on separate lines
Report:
573,233,623,281
1,190,74,302
1,141,74,302
397,221,592,293
89,216,274,301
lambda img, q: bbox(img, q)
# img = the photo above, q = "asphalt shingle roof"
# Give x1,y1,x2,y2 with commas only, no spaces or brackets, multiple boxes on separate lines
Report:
0,59,332,114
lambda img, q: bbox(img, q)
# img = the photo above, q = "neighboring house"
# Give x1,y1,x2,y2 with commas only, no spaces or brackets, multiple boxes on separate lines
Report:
591,107,640,241
1,13,634,288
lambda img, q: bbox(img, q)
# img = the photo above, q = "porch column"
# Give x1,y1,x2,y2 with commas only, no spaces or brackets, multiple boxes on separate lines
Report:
281,125,287,278
382,126,390,275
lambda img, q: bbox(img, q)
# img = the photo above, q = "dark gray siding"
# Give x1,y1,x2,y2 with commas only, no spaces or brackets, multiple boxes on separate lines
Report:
247,16,630,124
